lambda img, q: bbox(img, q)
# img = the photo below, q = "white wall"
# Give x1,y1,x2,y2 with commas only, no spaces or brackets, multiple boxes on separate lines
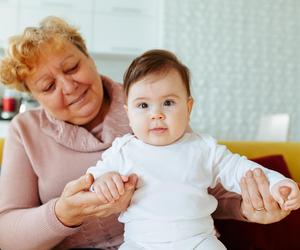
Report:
163,0,300,141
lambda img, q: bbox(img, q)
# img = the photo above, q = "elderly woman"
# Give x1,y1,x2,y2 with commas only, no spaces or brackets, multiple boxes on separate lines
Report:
0,17,289,250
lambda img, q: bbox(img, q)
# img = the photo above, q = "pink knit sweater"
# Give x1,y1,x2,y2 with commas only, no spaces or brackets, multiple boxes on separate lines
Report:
0,76,242,250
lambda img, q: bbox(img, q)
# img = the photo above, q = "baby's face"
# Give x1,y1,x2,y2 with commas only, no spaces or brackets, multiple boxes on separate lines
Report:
126,69,193,146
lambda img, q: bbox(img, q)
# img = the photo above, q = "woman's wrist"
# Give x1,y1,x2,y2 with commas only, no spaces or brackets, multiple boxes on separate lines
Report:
54,197,82,228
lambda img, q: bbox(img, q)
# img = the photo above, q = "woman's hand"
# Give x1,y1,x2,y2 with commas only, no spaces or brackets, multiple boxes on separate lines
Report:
240,168,290,224
54,173,138,227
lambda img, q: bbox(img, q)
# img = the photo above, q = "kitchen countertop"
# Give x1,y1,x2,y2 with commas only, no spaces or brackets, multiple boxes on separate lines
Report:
0,120,10,138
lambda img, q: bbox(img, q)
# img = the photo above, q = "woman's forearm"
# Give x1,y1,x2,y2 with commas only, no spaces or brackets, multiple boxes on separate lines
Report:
0,199,77,250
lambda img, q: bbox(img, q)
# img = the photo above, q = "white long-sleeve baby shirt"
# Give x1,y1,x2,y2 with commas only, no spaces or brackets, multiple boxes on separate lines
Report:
87,132,287,242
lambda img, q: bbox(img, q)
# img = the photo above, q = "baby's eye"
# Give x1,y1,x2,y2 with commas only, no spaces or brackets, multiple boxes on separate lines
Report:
137,102,148,109
164,100,175,106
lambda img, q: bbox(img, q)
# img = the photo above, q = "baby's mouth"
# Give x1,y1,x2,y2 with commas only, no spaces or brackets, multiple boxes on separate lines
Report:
149,127,168,133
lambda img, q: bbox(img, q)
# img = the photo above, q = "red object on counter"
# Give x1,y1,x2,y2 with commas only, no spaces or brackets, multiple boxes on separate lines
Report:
2,97,16,112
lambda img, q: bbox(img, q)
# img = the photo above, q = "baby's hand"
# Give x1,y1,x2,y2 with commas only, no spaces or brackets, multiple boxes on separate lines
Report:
271,179,300,211
92,171,128,203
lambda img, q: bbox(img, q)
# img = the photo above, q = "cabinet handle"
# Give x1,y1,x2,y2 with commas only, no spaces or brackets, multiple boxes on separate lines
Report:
41,1,73,8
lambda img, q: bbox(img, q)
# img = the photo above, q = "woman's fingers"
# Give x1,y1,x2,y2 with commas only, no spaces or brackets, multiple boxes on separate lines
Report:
240,177,253,211
121,175,129,183
240,168,291,224
125,174,138,190
252,168,283,211
64,173,94,197
55,173,139,227
244,169,265,210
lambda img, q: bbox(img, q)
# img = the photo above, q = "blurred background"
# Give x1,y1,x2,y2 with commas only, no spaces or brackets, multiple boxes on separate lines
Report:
0,0,299,141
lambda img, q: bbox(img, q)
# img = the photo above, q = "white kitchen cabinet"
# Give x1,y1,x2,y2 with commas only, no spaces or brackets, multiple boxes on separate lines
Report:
18,0,94,50
93,0,162,55
0,0,164,56
19,0,93,11
0,0,19,47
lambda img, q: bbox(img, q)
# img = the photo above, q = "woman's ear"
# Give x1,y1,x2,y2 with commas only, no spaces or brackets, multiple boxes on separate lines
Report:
123,104,128,114
187,97,194,114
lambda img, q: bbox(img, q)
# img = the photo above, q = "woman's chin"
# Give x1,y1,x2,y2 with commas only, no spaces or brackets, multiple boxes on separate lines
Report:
70,104,100,125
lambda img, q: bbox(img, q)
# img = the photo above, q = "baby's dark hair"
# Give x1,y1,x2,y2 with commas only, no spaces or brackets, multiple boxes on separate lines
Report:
123,49,190,98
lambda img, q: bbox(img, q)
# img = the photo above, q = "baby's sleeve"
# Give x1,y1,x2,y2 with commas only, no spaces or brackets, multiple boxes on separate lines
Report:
263,167,291,190
205,135,288,194
86,136,127,179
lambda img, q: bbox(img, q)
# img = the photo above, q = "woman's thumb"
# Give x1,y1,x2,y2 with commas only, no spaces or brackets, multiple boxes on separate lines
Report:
125,174,138,190
64,173,94,196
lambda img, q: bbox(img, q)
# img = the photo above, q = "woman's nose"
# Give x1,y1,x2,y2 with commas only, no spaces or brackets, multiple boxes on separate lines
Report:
59,76,78,94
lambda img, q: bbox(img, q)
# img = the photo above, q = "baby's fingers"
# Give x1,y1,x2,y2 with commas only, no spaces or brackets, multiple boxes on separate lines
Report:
288,188,299,200
106,179,121,200
283,198,300,211
272,190,285,206
100,182,115,202
280,180,299,200
93,185,109,204
113,175,126,195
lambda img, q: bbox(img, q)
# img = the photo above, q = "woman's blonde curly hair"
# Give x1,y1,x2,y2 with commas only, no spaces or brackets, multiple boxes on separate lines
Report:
0,16,88,92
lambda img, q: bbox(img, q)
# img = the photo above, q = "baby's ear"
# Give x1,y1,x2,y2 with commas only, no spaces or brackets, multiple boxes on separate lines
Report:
187,97,194,114
123,105,132,128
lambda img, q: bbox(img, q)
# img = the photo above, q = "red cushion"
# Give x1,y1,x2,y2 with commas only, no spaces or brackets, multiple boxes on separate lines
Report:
215,154,300,250
251,154,292,178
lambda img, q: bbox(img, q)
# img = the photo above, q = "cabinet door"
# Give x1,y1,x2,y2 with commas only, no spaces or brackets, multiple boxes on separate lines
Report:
0,0,18,47
93,0,161,55
93,14,159,55
18,0,93,50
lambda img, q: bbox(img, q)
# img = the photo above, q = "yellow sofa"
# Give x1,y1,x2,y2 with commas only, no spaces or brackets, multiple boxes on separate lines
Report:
220,141,300,182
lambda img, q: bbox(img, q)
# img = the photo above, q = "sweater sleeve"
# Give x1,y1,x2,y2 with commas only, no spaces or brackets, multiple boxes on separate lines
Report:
0,122,78,250
209,183,246,221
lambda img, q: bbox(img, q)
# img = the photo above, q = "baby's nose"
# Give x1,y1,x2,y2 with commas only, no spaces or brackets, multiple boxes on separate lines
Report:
151,112,165,120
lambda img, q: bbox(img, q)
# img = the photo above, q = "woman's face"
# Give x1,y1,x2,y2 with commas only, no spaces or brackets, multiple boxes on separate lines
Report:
25,41,103,125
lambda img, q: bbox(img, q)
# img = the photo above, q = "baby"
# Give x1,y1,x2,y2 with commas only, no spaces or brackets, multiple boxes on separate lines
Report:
87,49,300,250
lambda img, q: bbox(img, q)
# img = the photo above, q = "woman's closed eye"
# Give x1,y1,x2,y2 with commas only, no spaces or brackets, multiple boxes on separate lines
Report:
42,81,56,93
64,62,79,74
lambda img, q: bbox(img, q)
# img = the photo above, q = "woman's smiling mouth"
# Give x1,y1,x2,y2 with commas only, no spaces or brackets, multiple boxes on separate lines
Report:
68,88,89,106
